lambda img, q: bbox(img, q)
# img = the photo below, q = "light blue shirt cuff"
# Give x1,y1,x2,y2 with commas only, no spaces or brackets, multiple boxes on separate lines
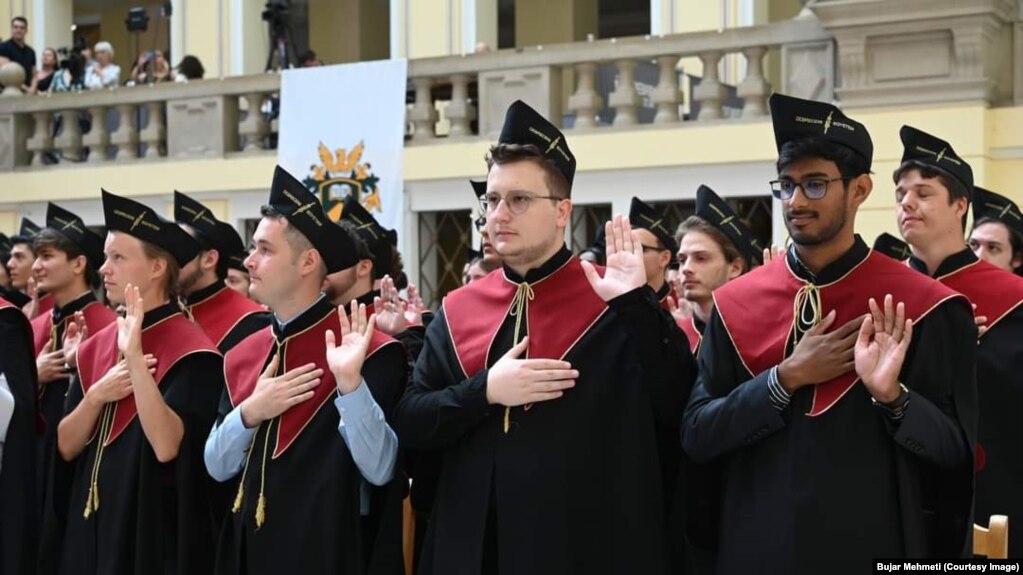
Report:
335,381,398,487
204,406,257,482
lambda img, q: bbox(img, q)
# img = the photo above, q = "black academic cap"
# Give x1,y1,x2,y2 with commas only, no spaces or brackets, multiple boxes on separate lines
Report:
268,166,358,274
173,191,248,272
872,232,911,261
695,185,763,267
769,93,873,171
629,197,678,256
470,179,487,200
45,203,105,270
340,193,393,279
973,187,1023,237
19,217,41,239
102,189,200,267
0,232,11,253
898,125,973,195
498,100,576,188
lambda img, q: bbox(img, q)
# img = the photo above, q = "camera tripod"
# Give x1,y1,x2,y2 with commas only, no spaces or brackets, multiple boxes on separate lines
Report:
265,16,298,72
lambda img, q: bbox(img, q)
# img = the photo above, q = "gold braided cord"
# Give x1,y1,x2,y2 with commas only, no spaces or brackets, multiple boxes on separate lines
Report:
790,283,823,350
504,282,534,434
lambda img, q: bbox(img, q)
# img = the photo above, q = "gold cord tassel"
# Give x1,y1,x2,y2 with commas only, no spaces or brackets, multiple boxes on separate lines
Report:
83,404,113,518
254,419,273,529
231,429,259,514
791,283,823,349
504,282,534,434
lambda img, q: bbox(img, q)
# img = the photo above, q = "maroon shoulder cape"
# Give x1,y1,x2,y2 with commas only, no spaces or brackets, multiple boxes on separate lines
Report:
225,310,398,458
714,251,964,416
77,312,218,445
188,286,266,347
935,258,1023,337
31,300,116,356
442,257,608,378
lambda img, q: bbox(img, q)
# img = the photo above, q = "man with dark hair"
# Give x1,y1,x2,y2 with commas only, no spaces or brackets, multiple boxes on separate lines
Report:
173,191,269,353
674,185,762,355
28,204,116,570
895,127,1023,557
969,187,1023,276
629,197,678,308
7,218,53,315
206,166,405,574
0,291,40,575
395,100,693,574
682,94,976,574
57,190,225,574
0,17,37,93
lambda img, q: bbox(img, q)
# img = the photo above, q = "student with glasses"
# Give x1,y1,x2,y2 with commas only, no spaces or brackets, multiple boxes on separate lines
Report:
682,94,977,574
395,100,695,575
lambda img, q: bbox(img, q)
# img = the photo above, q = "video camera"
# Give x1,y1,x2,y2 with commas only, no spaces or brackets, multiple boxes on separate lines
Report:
55,36,88,87
262,0,289,25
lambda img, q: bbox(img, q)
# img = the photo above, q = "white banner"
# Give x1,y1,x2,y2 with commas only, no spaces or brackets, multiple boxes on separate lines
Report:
278,58,407,235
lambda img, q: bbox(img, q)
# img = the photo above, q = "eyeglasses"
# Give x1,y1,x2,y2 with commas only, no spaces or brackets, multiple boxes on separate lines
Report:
473,213,486,231
481,192,563,215
769,176,850,201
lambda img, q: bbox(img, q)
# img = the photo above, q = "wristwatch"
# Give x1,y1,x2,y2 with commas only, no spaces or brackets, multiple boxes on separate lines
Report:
871,383,910,417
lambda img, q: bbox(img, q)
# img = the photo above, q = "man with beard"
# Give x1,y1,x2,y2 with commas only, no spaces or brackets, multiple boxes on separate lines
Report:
395,100,693,575
682,94,976,574
673,185,762,355
894,127,1023,557
969,187,1023,276
173,191,269,353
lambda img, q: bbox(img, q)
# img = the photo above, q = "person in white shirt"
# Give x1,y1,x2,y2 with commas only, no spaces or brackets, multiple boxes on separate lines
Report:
83,41,120,90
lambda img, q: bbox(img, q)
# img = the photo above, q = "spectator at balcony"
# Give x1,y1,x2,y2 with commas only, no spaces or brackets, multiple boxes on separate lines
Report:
130,50,170,85
35,47,57,92
298,49,322,67
83,41,120,90
0,16,37,93
173,54,204,82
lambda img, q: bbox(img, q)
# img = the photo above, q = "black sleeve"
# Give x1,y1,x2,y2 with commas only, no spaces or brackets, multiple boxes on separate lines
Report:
220,313,271,353
609,286,696,427
393,309,491,451
681,309,789,463
889,299,976,469
360,342,408,422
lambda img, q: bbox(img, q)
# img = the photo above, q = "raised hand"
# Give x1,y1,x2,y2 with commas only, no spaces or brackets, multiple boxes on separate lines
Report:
581,214,646,302
23,276,41,319
84,356,156,406
404,283,426,326
665,294,693,325
485,337,578,407
325,301,376,394
240,354,323,428
762,244,784,264
116,284,144,360
972,304,988,339
62,311,88,368
855,294,913,404
373,275,408,336
777,310,864,393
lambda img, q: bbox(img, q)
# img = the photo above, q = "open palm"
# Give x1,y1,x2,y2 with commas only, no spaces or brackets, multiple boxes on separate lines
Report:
325,301,375,393
855,296,913,401
116,284,144,359
581,214,646,302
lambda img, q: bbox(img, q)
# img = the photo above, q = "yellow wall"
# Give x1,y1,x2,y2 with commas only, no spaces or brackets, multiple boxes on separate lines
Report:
308,0,389,65
182,0,225,78
515,0,597,45
87,4,171,78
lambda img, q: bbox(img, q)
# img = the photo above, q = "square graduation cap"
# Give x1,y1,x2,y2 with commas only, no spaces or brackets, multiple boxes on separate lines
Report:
268,165,358,274
629,197,678,256
173,191,249,271
45,202,105,270
498,100,576,188
769,93,873,171
899,125,973,196
102,189,200,267
695,185,763,267
340,193,393,279
0,233,11,253
973,187,1023,237
872,232,911,262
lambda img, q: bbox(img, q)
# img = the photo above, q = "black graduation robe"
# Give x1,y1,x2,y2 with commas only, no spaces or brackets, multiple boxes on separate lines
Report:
32,292,116,575
682,238,977,575
0,297,39,575
215,295,406,575
59,303,224,575
183,281,271,353
394,246,695,575
910,249,1023,557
